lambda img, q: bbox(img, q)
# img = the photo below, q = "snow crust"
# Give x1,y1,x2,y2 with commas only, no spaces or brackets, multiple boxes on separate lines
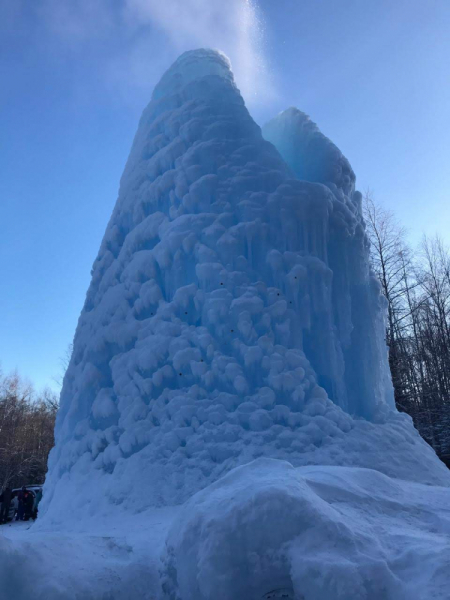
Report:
7,49,449,599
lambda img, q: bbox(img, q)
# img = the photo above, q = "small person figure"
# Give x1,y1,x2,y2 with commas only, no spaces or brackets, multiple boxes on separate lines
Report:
0,486,12,523
23,490,34,521
16,486,26,521
33,488,43,520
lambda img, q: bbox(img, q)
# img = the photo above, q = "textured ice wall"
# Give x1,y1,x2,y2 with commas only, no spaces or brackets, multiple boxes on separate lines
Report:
41,49,445,522
263,109,393,415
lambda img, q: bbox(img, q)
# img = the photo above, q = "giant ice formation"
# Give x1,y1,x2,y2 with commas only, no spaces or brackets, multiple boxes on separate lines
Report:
41,48,447,521
18,49,449,600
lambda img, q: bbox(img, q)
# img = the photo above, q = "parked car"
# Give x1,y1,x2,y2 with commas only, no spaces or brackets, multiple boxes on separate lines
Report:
2,485,43,522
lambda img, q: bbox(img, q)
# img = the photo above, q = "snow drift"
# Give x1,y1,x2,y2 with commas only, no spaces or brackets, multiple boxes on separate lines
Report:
162,459,450,600
5,49,449,600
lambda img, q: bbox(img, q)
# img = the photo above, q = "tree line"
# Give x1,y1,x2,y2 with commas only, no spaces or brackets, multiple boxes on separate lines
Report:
364,193,450,467
0,370,58,489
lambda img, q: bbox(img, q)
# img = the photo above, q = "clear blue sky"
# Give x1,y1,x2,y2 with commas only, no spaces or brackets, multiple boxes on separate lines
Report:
1,0,449,391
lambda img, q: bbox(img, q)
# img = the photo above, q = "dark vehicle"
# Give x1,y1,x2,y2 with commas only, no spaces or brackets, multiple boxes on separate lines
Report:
3,486,43,522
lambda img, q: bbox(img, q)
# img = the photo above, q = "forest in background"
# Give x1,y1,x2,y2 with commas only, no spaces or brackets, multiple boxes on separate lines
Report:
364,194,450,467
1,193,449,490
0,371,58,489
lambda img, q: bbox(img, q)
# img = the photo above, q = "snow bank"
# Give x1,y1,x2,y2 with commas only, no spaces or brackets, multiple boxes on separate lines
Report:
5,459,449,600
162,459,450,600
0,513,171,600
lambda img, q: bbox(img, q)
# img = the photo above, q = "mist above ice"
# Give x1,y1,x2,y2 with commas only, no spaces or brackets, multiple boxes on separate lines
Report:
36,0,274,109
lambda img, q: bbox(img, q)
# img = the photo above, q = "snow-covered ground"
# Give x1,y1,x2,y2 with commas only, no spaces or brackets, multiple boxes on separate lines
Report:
1,508,176,598
2,460,450,599
3,49,449,599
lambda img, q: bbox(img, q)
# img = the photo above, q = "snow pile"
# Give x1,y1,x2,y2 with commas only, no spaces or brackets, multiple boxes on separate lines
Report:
7,48,447,599
0,515,172,599
161,459,450,600
4,461,450,600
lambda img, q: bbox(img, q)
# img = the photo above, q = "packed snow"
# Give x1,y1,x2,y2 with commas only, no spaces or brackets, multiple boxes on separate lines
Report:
3,49,450,599
3,460,450,599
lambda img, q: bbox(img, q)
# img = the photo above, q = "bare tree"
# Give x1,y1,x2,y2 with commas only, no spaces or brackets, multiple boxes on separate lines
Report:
52,342,74,388
363,192,415,406
0,369,58,489
364,193,450,466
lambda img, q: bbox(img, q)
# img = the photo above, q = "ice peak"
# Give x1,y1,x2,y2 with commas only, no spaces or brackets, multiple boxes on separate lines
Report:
152,48,235,100
263,107,356,196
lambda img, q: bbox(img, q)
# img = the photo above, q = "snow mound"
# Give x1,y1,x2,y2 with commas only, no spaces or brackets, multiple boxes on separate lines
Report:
162,459,450,600
5,458,450,600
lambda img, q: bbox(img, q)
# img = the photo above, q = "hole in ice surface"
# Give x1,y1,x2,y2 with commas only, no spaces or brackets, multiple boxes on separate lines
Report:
184,311,188,315
262,589,297,600
179,373,182,376
220,282,224,285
